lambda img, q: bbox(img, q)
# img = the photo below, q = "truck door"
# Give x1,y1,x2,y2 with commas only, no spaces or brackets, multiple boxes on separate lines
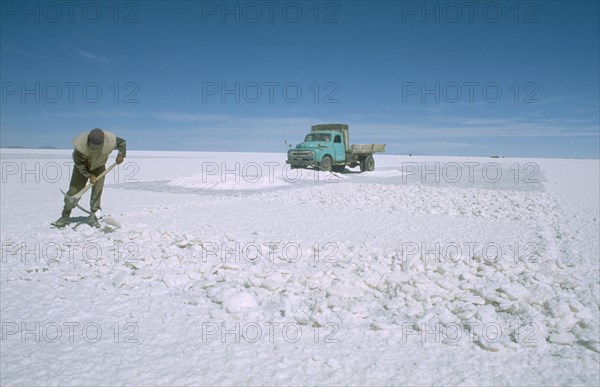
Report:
333,134,345,161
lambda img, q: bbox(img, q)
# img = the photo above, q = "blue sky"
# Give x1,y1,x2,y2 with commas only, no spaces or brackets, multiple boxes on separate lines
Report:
1,0,598,158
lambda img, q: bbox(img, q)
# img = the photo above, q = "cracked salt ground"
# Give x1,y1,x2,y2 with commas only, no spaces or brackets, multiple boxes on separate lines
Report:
1,150,599,385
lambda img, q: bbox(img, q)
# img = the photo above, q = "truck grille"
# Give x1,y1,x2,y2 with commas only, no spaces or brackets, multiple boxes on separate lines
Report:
290,151,313,158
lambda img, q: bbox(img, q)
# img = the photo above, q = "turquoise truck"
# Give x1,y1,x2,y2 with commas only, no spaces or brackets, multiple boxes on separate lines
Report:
286,124,386,172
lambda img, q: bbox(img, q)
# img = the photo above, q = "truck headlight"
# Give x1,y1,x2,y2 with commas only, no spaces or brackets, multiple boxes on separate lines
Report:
309,151,314,157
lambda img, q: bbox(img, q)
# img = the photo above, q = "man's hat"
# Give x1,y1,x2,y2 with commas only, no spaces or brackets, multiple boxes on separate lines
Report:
88,128,105,145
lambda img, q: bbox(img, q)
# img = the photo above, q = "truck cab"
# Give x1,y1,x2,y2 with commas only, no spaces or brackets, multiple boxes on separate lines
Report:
290,130,345,167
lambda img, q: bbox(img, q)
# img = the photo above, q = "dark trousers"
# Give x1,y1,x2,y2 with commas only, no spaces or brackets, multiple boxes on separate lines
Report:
62,165,106,217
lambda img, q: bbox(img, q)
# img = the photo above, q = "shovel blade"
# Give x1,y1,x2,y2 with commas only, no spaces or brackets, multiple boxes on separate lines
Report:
103,216,122,228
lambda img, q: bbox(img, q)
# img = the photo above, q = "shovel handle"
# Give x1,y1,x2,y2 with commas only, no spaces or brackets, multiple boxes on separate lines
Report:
72,162,118,200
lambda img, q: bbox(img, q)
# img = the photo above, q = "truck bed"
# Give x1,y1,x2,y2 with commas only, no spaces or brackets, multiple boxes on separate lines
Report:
350,143,386,154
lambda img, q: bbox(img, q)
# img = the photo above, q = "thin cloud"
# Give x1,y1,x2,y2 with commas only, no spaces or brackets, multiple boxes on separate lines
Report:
156,60,183,72
402,141,479,150
39,110,600,139
76,49,112,63
149,112,322,131
47,109,141,119
3,44,36,57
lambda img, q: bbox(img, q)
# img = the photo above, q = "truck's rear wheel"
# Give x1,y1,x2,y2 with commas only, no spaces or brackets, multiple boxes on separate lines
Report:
320,155,333,171
360,155,375,172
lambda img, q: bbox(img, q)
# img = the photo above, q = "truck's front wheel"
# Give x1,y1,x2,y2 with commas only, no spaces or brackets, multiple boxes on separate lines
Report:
360,155,375,172
320,155,333,172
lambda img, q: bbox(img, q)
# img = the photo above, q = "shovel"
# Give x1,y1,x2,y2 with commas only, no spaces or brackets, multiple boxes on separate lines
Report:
64,162,118,207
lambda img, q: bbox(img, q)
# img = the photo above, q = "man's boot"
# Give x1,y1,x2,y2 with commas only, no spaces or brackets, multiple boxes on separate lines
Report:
52,212,71,228
88,213,100,228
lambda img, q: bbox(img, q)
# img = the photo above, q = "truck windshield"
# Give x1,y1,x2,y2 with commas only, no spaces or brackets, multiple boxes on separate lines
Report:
304,133,331,142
